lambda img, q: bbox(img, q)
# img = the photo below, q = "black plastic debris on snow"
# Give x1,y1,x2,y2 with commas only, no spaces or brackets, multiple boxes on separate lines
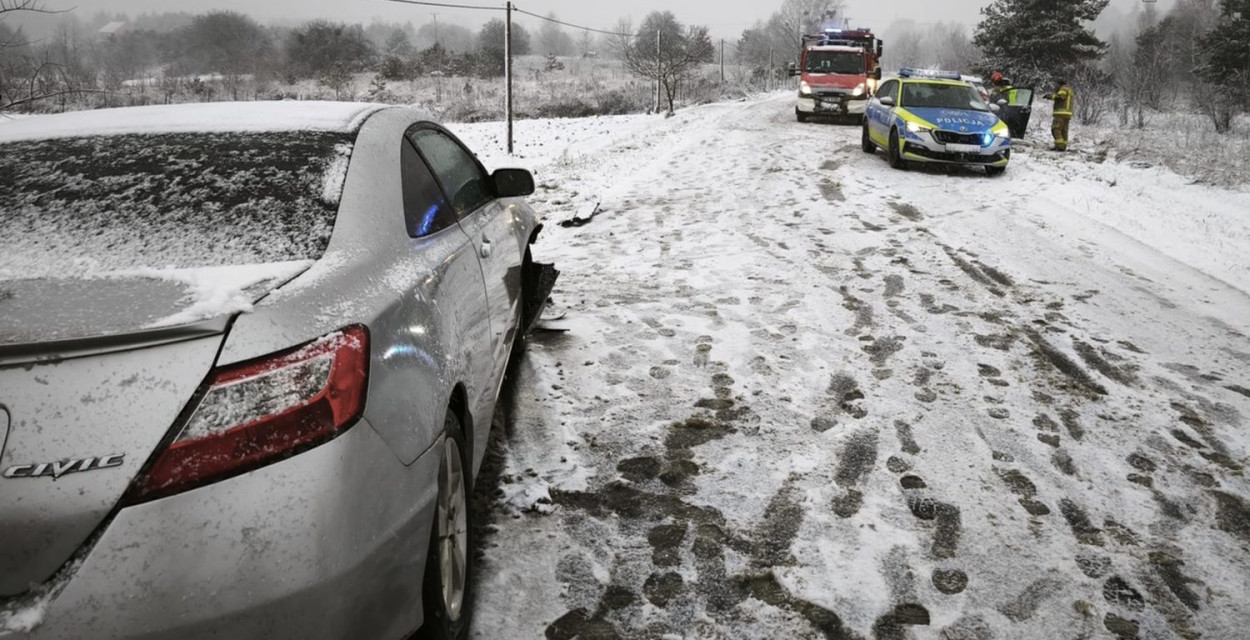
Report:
559,201,602,228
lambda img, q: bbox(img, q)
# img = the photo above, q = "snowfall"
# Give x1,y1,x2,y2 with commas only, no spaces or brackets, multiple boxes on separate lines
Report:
1,92,1247,640
447,93,1250,639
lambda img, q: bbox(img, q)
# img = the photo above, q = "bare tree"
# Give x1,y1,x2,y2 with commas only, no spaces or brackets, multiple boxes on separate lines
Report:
178,12,272,100
735,0,844,87
771,0,845,47
537,12,573,56
1,0,84,111
615,11,714,115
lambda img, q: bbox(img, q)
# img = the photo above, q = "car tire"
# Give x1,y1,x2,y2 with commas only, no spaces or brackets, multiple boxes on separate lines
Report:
417,411,475,640
861,121,876,153
985,166,1006,177
796,109,809,123
888,128,907,170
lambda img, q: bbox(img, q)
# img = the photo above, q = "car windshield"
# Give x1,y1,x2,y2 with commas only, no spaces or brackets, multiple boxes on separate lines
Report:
805,50,863,74
900,82,990,111
0,131,354,280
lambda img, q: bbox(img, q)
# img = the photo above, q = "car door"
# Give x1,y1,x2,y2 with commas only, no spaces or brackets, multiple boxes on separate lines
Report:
868,79,899,143
397,134,495,423
1001,87,1034,138
408,126,521,420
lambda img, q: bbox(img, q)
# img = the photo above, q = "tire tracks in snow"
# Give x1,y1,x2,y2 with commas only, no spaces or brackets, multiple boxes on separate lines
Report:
469,95,1250,640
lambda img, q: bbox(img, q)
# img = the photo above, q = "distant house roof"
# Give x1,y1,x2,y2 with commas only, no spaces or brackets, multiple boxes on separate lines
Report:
99,21,129,36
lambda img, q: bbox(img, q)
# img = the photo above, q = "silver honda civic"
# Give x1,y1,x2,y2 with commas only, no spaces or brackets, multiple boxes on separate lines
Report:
0,101,555,639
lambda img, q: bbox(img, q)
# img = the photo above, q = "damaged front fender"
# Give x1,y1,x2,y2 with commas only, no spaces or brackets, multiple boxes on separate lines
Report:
521,258,559,336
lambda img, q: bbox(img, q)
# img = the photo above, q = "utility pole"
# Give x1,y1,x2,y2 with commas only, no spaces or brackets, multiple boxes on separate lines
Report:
720,39,725,83
506,1,514,154
768,47,773,91
432,12,443,104
655,28,662,113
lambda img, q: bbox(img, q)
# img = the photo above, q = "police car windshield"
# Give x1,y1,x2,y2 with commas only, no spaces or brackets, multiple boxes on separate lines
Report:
805,51,863,75
901,83,989,112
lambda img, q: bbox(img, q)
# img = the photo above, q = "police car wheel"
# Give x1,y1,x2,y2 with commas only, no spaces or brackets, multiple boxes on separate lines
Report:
861,122,875,153
888,129,907,170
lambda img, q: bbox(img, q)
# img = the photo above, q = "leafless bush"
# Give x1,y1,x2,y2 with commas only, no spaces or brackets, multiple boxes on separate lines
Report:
1072,65,1112,126
1202,86,1239,134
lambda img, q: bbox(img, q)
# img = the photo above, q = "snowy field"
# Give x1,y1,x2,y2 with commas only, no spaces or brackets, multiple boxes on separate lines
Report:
449,93,1250,639
58,55,743,124
1016,102,1250,190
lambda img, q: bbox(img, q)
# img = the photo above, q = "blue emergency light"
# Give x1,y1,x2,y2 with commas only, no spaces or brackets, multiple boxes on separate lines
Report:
899,68,963,81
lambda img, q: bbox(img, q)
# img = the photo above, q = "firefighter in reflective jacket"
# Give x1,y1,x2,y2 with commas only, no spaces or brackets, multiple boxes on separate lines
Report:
990,72,1016,105
1044,79,1075,151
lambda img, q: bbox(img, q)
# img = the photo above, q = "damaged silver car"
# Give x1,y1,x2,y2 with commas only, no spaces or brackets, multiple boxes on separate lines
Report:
0,101,556,640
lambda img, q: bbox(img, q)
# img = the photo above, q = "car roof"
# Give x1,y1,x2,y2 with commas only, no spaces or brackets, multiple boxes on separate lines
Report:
896,77,969,87
0,101,390,144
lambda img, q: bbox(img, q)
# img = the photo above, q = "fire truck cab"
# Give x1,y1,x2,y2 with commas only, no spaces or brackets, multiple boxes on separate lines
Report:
790,28,883,123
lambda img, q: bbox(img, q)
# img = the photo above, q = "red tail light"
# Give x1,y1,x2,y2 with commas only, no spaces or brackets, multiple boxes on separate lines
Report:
125,326,369,504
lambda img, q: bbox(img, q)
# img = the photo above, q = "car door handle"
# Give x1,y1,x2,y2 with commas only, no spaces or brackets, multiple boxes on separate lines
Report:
480,240,492,259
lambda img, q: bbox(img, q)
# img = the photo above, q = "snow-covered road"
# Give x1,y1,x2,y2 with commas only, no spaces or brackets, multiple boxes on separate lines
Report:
451,94,1250,640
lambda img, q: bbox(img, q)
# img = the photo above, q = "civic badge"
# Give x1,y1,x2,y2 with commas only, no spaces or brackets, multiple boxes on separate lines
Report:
3,454,125,479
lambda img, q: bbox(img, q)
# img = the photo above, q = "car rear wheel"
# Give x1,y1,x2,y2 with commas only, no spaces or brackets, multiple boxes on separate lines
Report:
888,129,907,170
418,411,475,640
861,121,876,153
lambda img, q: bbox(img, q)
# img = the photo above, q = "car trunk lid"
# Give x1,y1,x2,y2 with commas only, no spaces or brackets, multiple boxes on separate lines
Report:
0,326,229,597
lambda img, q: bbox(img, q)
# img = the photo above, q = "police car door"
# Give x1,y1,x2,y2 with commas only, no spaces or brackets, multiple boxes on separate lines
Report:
1001,87,1034,138
868,79,899,142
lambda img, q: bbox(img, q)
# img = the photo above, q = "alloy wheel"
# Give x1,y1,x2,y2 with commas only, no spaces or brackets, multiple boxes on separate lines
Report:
437,437,468,622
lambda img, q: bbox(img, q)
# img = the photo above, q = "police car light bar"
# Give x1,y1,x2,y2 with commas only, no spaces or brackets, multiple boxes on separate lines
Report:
899,68,963,80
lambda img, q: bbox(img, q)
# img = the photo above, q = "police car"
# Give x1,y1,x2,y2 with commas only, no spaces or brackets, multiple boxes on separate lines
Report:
861,68,1011,176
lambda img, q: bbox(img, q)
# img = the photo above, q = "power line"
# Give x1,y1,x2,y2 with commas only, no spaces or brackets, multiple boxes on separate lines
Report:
384,0,504,12
512,6,630,37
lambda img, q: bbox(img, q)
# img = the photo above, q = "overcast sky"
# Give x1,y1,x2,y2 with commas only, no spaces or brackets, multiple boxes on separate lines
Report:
74,0,1166,39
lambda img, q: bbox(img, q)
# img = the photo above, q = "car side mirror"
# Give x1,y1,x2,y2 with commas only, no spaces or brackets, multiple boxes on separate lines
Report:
997,99,1008,106
873,68,882,80
879,96,895,107
989,103,1001,112
787,62,798,77
491,168,534,197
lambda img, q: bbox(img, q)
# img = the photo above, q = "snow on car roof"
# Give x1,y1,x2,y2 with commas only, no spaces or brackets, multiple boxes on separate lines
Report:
0,101,388,143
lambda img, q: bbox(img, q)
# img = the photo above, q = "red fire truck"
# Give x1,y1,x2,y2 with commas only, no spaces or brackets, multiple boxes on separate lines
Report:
789,28,884,123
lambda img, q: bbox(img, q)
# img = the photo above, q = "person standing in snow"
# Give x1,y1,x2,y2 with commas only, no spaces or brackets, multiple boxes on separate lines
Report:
1043,79,1075,151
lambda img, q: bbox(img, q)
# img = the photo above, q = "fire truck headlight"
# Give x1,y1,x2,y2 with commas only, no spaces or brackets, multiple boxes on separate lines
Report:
799,81,812,96
853,82,866,97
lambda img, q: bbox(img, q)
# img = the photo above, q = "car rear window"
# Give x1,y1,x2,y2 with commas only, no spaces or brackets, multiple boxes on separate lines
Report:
0,131,355,280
